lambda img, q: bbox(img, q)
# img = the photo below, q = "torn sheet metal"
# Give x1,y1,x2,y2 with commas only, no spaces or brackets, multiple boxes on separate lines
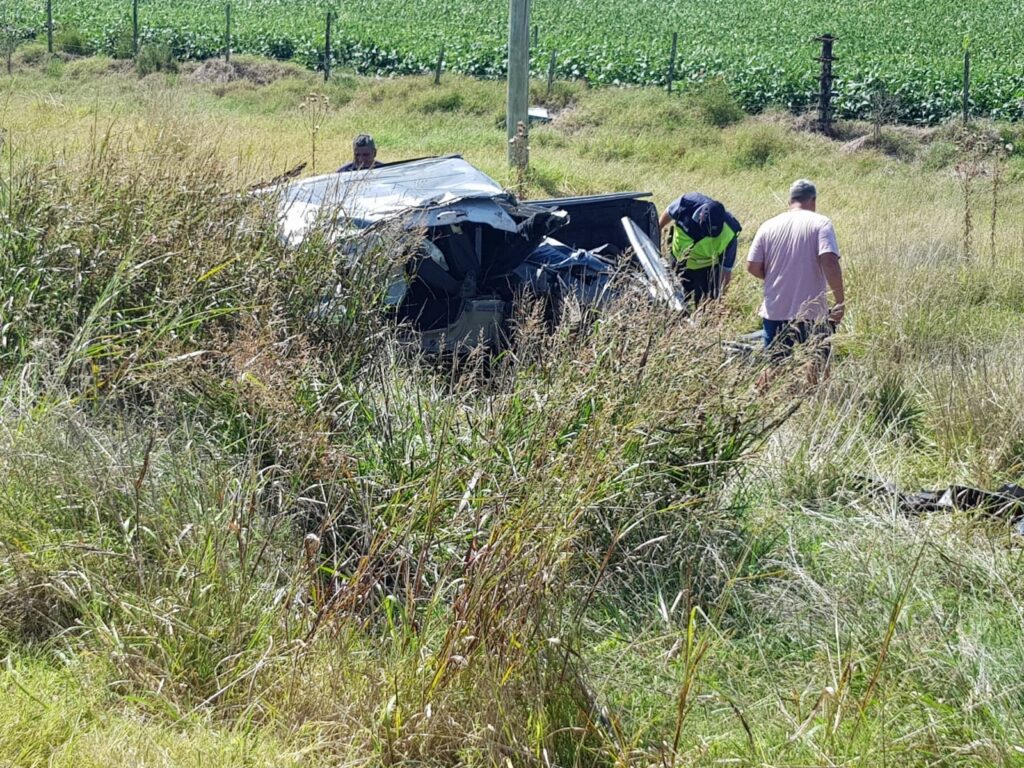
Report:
275,155,518,246
622,216,686,312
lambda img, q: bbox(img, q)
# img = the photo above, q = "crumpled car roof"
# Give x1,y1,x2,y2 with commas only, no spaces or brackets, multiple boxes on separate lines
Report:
276,155,520,246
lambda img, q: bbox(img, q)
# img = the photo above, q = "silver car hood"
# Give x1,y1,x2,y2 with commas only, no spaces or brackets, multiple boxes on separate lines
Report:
274,155,520,246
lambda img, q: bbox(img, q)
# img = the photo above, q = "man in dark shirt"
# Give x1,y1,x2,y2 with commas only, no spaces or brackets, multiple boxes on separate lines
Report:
658,192,742,306
337,133,381,172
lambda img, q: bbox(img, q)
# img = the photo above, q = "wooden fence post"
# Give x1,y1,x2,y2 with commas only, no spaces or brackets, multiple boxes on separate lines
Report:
962,49,971,125
324,10,332,82
815,33,837,136
224,3,231,63
131,0,139,56
532,24,538,48
131,0,138,56
47,0,53,54
667,32,678,93
546,48,557,95
434,46,444,85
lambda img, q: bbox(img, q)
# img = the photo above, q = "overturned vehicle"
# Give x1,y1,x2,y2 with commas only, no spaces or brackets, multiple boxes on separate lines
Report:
276,156,683,352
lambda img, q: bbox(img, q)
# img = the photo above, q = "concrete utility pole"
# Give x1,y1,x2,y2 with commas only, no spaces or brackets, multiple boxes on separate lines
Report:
506,0,530,168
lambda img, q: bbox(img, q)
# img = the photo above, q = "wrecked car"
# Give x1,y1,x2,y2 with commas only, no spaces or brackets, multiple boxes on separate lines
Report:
275,155,683,352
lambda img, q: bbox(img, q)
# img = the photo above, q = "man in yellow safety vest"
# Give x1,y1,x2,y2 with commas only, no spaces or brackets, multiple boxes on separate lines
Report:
658,192,742,306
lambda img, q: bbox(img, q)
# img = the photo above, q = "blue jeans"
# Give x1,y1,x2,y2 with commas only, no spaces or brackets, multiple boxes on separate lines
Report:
763,319,834,361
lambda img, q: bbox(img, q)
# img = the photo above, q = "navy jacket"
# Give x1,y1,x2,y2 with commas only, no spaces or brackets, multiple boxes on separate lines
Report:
666,192,742,270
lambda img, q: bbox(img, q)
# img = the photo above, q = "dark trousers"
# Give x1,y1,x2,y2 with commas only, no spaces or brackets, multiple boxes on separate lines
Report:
675,264,724,306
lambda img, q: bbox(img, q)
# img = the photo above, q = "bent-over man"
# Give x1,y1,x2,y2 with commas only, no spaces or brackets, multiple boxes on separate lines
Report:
659,192,742,306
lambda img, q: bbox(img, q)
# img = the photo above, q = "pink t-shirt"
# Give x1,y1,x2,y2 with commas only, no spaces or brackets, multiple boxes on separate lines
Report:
746,208,840,321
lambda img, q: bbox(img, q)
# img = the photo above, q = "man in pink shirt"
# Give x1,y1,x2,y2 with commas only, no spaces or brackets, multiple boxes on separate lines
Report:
746,179,845,379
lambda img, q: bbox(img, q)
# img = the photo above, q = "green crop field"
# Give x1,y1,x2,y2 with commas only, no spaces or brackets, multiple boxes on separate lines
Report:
4,0,1024,123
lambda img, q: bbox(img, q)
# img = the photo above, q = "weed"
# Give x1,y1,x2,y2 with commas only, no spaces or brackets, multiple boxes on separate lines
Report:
920,139,958,169
417,90,463,113
732,124,788,168
690,77,745,128
15,42,46,65
54,28,90,56
109,26,135,60
135,43,178,75
868,371,923,439
868,82,901,141
299,91,331,173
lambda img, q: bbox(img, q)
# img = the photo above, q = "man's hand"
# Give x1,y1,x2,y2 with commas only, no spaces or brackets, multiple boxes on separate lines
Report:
720,270,733,295
820,252,844,325
829,302,845,325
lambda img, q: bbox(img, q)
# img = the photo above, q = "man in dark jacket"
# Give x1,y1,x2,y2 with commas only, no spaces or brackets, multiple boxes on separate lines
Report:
658,192,741,306
338,133,381,172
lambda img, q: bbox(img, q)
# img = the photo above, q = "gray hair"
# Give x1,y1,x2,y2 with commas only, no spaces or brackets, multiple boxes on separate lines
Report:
789,178,817,203
352,133,376,150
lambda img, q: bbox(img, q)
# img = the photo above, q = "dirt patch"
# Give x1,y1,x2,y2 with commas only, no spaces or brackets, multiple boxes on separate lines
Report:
189,57,303,86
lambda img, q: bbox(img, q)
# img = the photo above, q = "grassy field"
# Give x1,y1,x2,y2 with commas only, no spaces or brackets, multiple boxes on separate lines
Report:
4,0,1024,122
2,54,1024,767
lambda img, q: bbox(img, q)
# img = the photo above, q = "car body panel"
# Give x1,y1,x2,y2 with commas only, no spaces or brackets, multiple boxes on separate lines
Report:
277,156,520,246
273,156,684,352
622,216,686,312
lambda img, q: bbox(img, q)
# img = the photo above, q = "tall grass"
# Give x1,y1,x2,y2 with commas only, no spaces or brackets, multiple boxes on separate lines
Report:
0,112,798,765
1,63,1024,767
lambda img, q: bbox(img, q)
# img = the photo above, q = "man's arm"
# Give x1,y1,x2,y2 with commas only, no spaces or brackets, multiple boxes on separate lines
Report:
819,252,845,323
658,210,673,229
719,238,738,294
746,226,765,279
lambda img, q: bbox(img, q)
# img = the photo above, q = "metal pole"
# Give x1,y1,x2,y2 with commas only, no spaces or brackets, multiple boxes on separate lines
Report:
225,3,231,63
667,32,678,93
47,0,53,54
546,48,557,95
962,49,970,125
506,0,530,167
132,0,138,56
324,10,332,82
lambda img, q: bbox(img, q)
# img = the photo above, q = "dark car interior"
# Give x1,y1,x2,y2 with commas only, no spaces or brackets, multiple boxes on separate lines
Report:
395,194,660,333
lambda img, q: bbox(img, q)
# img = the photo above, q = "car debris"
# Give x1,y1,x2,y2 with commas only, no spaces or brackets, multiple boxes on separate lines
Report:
855,476,1024,533
273,155,683,352
528,106,552,124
